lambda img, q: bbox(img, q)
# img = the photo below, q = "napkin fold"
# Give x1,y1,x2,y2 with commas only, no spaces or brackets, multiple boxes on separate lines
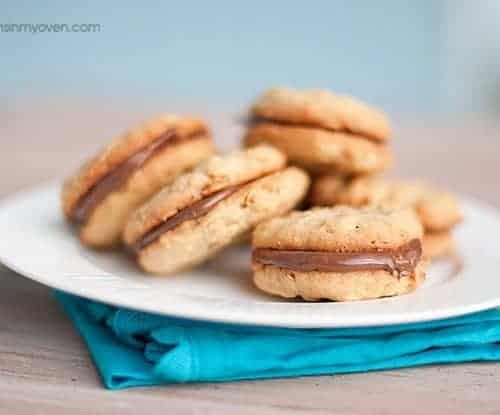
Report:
55,291,500,390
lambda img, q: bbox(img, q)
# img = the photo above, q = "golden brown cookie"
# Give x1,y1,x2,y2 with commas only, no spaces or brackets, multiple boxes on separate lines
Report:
251,87,391,141
423,232,454,259
416,193,463,233
61,114,214,248
244,87,392,175
252,206,426,301
245,122,393,175
123,145,310,275
311,175,417,207
311,176,462,231
310,176,462,260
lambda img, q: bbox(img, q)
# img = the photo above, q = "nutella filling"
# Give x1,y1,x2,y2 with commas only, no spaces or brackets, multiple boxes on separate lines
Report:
253,239,422,277
70,128,203,225
248,117,381,143
129,184,243,253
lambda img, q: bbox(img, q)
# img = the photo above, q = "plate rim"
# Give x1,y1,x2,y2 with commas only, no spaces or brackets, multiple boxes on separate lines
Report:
1,182,500,328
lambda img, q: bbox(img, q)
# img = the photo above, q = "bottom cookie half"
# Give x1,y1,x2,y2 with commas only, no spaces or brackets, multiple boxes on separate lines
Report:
252,262,426,302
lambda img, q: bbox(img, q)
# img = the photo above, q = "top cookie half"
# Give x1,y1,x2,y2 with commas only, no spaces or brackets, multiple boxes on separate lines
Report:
251,87,391,142
123,144,288,245
253,206,422,253
62,114,210,219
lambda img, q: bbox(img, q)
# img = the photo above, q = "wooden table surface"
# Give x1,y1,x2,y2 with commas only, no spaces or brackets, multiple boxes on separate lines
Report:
1,103,500,414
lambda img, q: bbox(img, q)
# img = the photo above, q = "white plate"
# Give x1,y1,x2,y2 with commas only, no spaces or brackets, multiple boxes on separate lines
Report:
1,183,500,328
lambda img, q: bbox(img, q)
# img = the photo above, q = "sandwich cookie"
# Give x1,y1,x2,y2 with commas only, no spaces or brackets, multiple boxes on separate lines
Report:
62,114,214,248
123,145,310,274
417,191,463,258
310,176,463,259
252,206,426,301
244,87,393,174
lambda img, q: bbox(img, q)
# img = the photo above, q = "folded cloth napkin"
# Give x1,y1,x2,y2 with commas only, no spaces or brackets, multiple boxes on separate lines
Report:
55,291,500,390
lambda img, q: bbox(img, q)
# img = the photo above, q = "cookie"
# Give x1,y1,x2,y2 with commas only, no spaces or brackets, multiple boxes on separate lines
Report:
310,176,462,259
251,87,391,141
244,87,392,175
416,193,463,233
245,122,393,175
123,145,310,274
62,114,214,248
311,176,419,208
252,206,426,301
423,231,454,259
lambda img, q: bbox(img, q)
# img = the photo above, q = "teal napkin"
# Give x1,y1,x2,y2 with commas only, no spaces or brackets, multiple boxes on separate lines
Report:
55,291,500,390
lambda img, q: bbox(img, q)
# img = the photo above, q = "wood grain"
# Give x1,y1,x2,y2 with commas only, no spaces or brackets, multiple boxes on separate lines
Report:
1,103,499,414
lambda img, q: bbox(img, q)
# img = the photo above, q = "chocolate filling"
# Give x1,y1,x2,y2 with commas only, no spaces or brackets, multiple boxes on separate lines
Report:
70,128,204,225
252,239,422,277
129,184,243,253
248,117,381,143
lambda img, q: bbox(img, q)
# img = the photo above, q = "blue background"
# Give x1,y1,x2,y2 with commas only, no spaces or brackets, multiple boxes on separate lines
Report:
2,1,445,114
